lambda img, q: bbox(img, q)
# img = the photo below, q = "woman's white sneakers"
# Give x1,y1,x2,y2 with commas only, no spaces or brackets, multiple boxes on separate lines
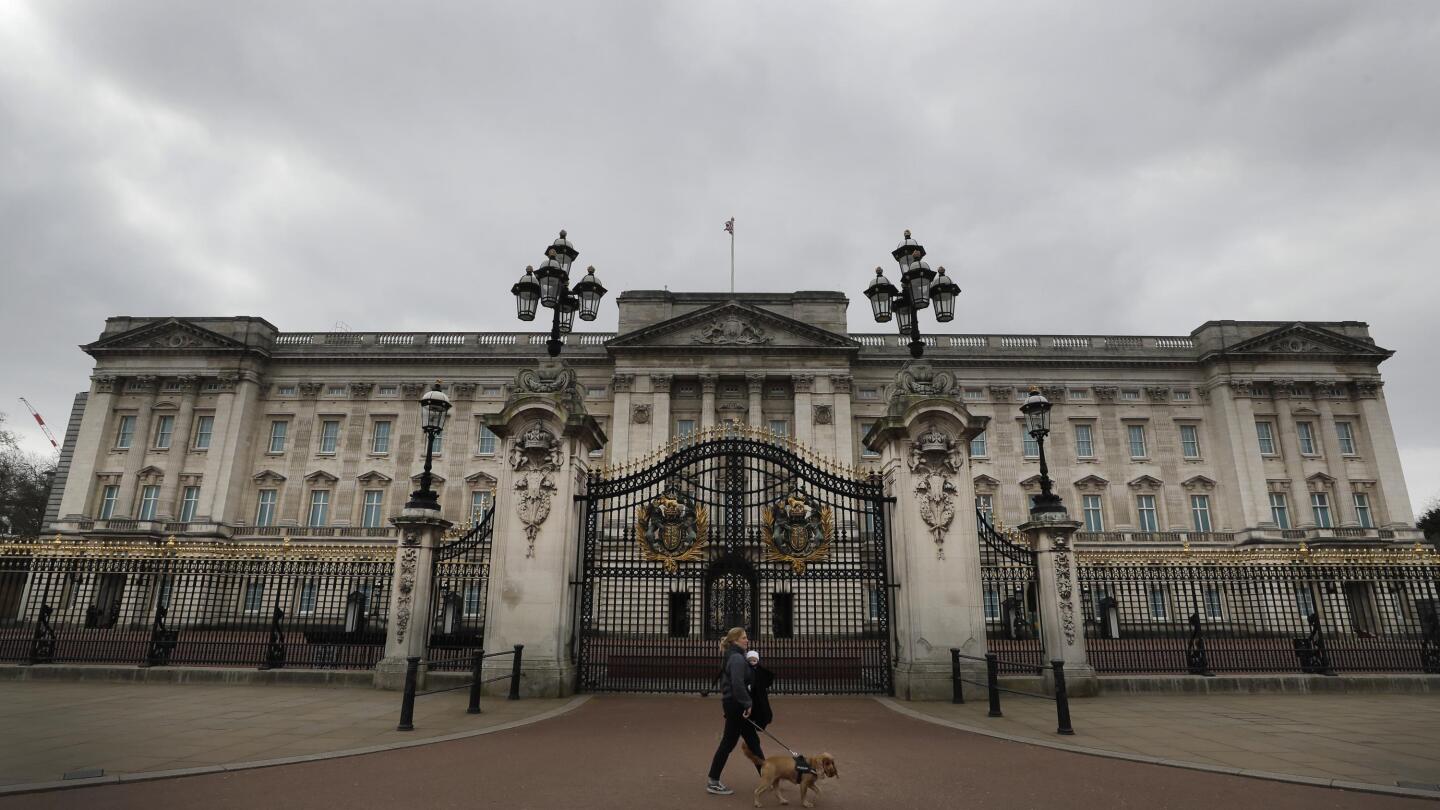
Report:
706,779,734,795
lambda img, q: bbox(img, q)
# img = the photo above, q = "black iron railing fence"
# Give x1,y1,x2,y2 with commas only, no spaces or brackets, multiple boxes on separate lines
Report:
1077,548,1440,675
1,537,395,670
978,513,1043,674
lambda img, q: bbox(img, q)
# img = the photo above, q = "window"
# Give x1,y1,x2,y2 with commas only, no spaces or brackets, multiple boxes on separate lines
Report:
193,415,214,450
772,592,794,639
326,385,346,397
1136,495,1158,532
860,422,879,457
476,425,498,455
1082,495,1104,532
1127,424,1147,458
277,385,297,397
1190,494,1212,532
361,490,384,528
298,581,318,615
1148,586,1168,619
255,490,277,526
155,415,175,449
867,587,882,622
1021,425,1039,458
1179,425,1200,459
969,430,987,458
983,588,1001,621
1122,389,1141,401
1269,492,1290,529
116,415,137,449
1336,421,1356,455
470,490,493,522
963,389,985,400
464,583,484,616
378,385,398,396
1068,389,1089,400
768,419,788,437
138,485,160,521
1074,424,1094,458
1295,584,1316,618
371,421,391,454
976,494,994,522
1256,421,1276,455
858,388,879,401
668,592,690,638
1203,587,1223,619
1311,492,1332,528
99,485,120,519
676,419,696,439
1173,390,1192,401
428,432,443,455
308,490,330,526
268,421,288,453
243,581,265,613
1353,493,1373,529
1297,421,1317,455
180,486,200,522
319,420,340,454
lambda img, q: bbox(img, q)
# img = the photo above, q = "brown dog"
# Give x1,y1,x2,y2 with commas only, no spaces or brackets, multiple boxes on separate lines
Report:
742,746,838,808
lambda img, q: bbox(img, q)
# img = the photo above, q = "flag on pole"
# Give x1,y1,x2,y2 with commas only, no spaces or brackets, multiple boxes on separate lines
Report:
724,217,735,234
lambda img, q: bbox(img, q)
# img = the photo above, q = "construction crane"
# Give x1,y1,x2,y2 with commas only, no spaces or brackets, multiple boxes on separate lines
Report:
18,398,59,449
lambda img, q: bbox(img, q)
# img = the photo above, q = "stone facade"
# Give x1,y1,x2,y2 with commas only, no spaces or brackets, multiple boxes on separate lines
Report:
48,294,1421,549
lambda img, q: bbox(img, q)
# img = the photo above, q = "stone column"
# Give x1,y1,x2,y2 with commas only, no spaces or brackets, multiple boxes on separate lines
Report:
831,375,855,466
482,369,605,697
1272,386,1312,526
1019,515,1097,696
651,374,673,447
1217,381,1274,529
1315,393,1356,527
156,377,198,521
610,373,633,465
746,373,765,428
793,374,815,447
699,374,716,430
114,377,158,518
868,393,986,700
58,374,118,521
1354,380,1414,527
199,374,262,525
374,508,452,690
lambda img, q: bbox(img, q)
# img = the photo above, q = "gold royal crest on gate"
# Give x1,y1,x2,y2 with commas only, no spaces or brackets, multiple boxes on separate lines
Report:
635,489,709,572
762,491,833,573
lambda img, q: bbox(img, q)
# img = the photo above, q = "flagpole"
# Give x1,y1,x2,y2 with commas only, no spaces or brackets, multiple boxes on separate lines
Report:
730,228,735,293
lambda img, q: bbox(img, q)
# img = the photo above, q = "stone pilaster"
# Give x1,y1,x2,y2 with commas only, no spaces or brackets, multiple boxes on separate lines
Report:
374,509,451,690
746,373,765,428
793,374,814,447
831,375,855,465
1314,395,1357,527
610,373,633,465
1019,515,1098,696
114,378,158,518
651,374,673,449
1354,380,1413,527
1219,381,1275,529
58,375,117,521
699,374,716,429
156,377,198,521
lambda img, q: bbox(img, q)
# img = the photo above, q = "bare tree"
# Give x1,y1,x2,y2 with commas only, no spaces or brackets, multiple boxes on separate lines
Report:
0,413,57,536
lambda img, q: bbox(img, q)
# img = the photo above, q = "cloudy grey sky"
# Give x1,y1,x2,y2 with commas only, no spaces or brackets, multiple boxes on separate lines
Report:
2,1,1437,517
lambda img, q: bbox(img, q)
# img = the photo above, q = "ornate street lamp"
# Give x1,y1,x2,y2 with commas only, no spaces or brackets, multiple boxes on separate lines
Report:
1020,388,1066,517
511,230,608,356
406,383,453,510
862,230,960,358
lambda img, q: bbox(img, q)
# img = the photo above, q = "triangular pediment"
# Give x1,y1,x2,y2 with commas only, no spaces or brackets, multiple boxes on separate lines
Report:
465,471,497,487
973,474,999,491
607,302,859,353
304,469,339,484
1307,472,1336,484
410,472,446,484
1018,474,1044,490
356,470,393,484
253,469,286,483
136,465,164,478
85,318,251,355
1073,474,1110,489
1128,475,1164,490
1182,475,1217,491
1209,323,1390,360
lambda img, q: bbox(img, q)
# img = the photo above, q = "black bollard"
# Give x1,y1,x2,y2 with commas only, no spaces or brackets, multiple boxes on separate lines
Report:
985,653,1002,718
951,648,964,704
468,648,485,714
1052,660,1074,735
509,644,524,700
397,656,420,731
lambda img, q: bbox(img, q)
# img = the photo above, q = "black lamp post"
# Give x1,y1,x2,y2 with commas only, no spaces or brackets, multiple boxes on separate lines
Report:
863,230,961,359
406,383,453,510
511,230,608,357
1020,388,1067,517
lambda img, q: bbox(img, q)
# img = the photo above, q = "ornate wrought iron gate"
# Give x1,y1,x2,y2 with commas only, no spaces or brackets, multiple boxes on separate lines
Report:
427,507,493,670
979,512,1043,673
576,433,893,694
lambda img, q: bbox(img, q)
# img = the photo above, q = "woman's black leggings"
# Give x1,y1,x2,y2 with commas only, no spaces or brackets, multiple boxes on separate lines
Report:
708,699,765,780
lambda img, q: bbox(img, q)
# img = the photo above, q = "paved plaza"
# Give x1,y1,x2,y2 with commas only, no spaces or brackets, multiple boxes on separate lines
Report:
0,681,1437,807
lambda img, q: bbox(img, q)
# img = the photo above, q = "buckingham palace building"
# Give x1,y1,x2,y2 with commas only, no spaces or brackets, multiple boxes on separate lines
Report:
43,289,1418,548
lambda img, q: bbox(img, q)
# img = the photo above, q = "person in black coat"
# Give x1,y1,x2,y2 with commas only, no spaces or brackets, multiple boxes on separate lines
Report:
745,649,775,729
705,627,765,795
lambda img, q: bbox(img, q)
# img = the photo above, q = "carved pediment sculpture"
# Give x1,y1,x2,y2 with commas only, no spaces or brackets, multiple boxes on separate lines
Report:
893,361,956,399
910,424,962,560
632,404,652,424
691,315,771,346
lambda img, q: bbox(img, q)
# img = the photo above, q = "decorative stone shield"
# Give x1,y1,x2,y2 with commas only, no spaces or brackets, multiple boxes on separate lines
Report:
635,489,709,572
761,491,833,573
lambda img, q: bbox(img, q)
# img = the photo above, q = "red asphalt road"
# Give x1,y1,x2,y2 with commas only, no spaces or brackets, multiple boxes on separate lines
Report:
1,696,1431,810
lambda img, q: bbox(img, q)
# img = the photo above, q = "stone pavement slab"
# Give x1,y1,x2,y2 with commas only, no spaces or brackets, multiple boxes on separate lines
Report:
892,691,1440,791
0,681,572,787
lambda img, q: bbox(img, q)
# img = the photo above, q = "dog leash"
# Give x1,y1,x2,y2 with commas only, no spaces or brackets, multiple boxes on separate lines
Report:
747,718,815,776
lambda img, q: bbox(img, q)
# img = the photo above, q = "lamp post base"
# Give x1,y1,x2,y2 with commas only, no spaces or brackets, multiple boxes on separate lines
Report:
405,490,441,511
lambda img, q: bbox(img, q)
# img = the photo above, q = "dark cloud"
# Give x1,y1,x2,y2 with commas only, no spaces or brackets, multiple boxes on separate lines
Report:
2,1,1437,514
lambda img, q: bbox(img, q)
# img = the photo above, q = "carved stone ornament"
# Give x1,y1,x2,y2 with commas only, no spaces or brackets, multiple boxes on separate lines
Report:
791,374,814,393
813,404,834,425
611,373,634,393
893,361,956,398
1145,386,1171,402
1041,385,1066,401
349,382,375,398
93,375,119,394
298,381,324,399
1053,540,1077,646
761,491,833,573
1355,380,1382,399
393,547,418,644
652,374,674,393
632,403,652,424
450,382,477,399
1092,386,1118,402
516,362,578,395
635,488,709,573
400,381,428,399
908,424,961,476
510,421,562,558
830,375,853,394
692,316,771,345
909,424,961,560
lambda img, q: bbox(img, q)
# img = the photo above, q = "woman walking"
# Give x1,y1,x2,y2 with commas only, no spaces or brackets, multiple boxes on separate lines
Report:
706,627,765,795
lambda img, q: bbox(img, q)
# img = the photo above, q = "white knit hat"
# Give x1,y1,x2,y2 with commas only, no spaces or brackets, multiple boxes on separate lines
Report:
746,650,760,664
